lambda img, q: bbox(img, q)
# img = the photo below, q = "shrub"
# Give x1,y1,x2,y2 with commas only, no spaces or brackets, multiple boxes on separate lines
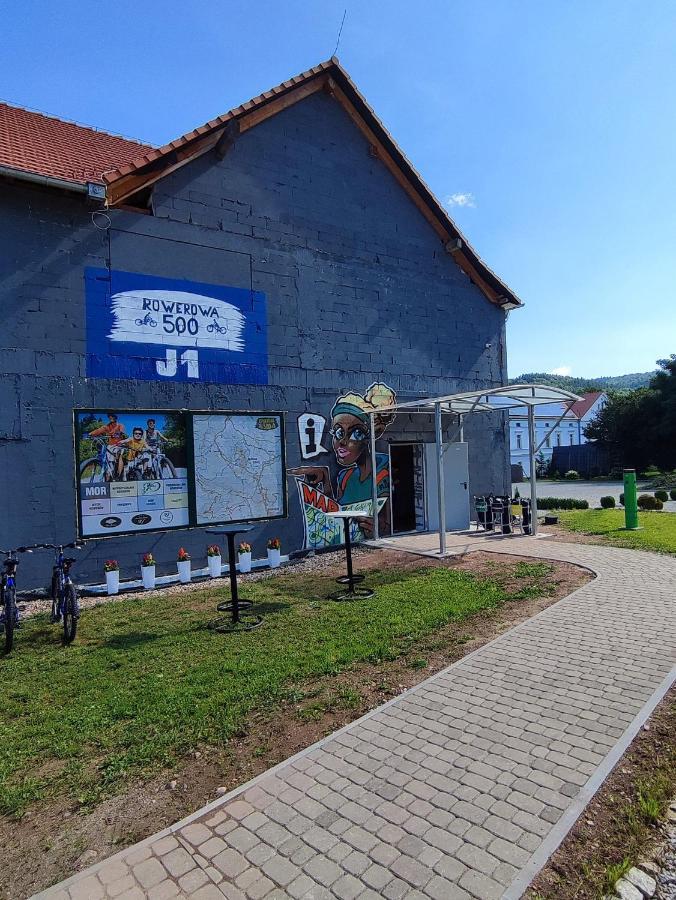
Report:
600,496,616,508
619,493,625,505
649,471,676,489
655,490,669,503
537,497,589,510
609,466,624,479
564,470,580,480
671,489,676,501
637,494,663,511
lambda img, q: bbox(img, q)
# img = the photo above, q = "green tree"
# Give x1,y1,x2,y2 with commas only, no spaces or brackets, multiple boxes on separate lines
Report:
584,355,675,470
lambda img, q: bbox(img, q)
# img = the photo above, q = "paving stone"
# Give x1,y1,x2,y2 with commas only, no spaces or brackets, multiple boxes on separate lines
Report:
147,880,180,900
390,855,434,888
150,836,179,857
211,847,249,879
458,868,505,899
97,859,131,885
69,876,105,900
162,846,196,877
132,858,167,889
180,823,213,846
426,874,472,899
302,855,343,887
178,870,210,892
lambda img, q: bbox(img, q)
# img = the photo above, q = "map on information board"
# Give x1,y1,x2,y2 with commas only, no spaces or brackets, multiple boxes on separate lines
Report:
192,413,286,525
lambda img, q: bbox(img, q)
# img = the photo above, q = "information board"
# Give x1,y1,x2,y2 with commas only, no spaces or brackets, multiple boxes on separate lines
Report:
74,409,286,538
192,414,286,525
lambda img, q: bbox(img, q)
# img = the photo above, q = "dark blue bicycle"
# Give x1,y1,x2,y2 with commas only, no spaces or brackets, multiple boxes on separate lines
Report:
43,542,83,644
0,546,38,654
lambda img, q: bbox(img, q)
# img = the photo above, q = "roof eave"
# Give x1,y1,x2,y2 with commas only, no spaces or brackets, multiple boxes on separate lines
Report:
0,164,89,194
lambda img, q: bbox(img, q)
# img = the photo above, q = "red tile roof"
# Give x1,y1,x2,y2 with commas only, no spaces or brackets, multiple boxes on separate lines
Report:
569,391,604,419
0,101,153,186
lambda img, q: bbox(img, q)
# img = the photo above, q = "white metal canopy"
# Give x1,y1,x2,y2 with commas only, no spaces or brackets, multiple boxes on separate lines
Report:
368,384,582,553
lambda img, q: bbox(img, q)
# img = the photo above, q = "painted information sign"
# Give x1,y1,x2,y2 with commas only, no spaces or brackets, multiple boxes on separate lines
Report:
85,268,267,384
74,409,286,538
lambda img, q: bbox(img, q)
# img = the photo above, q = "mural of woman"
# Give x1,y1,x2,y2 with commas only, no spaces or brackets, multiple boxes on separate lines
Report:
331,383,396,503
289,383,396,545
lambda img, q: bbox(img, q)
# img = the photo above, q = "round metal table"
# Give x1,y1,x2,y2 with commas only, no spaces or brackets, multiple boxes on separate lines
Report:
324,511,373,601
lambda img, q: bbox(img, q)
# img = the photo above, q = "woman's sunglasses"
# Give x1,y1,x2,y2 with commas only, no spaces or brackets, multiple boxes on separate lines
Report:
330,425,370,443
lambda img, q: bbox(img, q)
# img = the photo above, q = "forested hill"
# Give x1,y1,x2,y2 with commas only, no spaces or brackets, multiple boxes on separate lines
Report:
509,371,655,392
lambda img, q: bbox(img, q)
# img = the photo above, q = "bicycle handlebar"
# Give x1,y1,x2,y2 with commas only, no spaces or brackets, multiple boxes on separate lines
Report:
0,544,45,555
32,541,85,551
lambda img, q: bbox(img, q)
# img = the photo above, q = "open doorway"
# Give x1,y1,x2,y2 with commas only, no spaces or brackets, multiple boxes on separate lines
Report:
390,443,425,534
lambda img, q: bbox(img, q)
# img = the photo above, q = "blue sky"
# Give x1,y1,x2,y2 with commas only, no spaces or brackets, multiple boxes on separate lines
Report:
5,1,675,377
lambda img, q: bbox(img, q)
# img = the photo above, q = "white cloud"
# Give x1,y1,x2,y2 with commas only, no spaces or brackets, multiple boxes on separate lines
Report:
550,366,572,376
446,192,476,208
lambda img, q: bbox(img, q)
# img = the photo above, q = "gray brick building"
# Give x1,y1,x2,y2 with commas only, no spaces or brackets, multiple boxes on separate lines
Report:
0,59,521,588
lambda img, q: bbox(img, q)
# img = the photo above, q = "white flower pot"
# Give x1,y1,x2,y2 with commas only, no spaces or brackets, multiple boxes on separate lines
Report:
238,551,252,573
141,565,156,590
105,570,120,595
177,560,192,583
267,548,281,569
207,555,222,577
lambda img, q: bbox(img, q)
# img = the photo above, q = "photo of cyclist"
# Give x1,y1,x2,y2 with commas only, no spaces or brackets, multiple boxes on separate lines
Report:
77,410,188,487
116,427,147,479
89,413,126,445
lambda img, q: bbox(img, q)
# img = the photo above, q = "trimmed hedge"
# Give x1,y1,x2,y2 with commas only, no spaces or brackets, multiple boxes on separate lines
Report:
600,496,616,509
564,470,580,480
538,498,590,510
637,494,663,511
619,493,625,506
655,490,669,503
671,489,676,501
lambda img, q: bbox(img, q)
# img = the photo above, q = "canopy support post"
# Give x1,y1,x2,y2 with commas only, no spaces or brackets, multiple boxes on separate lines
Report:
370,412,379,541
435,402,447,555
527,405,538,536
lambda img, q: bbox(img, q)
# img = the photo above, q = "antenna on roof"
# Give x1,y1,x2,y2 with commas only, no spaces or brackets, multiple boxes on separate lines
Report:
333,9,347,57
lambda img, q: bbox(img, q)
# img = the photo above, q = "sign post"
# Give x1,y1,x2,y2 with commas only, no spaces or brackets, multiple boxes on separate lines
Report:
623,468,639,530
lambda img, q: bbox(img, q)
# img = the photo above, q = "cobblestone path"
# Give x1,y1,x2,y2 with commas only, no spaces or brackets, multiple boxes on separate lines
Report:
36,539,676,900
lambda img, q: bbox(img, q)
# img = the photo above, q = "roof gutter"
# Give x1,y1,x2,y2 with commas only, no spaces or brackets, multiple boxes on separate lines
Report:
0,164,89,194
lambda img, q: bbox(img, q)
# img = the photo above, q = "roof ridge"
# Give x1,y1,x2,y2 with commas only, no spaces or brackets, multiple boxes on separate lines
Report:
0,98,154,148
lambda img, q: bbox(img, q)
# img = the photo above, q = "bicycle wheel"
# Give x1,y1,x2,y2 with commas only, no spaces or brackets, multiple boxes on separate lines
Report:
62,583,79,644
160,457,177,479
3,585,16,654
80,458,105,482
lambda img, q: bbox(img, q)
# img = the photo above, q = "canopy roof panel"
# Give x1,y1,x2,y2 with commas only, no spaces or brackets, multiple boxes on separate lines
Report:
375,384,582,414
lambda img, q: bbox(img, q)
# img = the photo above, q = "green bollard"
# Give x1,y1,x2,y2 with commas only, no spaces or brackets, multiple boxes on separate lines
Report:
623,469,639,530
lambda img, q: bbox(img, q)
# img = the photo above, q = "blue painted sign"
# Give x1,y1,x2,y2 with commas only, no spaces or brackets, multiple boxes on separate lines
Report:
85,268,267,383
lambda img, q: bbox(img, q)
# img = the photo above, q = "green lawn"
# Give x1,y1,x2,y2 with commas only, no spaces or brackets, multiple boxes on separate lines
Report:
557,509,676,554
0,563,550,818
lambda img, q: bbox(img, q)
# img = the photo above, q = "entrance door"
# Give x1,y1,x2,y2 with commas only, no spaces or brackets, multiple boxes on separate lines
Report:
424,442,470,532
390,444,417,533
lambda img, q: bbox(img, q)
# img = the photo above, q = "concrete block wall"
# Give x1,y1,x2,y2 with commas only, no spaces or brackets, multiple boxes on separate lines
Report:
0,91,509,588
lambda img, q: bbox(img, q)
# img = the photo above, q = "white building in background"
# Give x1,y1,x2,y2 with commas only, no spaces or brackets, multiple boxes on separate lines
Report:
509,391,607,470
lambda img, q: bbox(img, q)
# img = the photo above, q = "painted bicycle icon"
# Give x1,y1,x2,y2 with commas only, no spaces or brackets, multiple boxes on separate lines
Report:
206,321,228,335
135,313,158,327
